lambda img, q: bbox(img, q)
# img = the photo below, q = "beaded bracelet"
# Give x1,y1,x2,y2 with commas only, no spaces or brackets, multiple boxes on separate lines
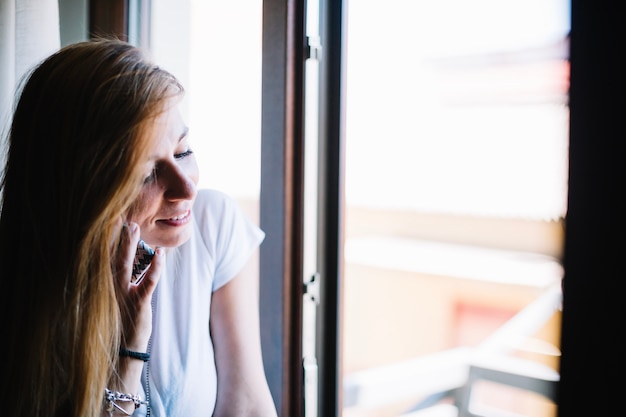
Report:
119,348,150,362
104,388,148,416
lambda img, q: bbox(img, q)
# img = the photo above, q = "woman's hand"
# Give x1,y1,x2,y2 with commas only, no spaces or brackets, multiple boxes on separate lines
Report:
114,222,164,352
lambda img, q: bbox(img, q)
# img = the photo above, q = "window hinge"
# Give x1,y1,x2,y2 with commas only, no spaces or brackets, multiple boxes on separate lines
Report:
303,272,320,417
306,36,322,61
303,272,320,304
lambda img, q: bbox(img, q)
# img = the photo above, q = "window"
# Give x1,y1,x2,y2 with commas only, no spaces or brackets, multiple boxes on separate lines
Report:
341,1,569,416
86,1,624,415
150,0,262,222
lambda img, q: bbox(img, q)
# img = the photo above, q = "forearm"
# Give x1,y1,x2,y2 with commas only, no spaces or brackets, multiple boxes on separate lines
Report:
211,260,277,417
213,398,277,417
104,224,162,415
212,375,277,417
102,356,147,416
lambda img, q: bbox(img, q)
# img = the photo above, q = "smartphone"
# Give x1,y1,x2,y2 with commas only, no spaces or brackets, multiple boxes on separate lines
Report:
131,239,155,284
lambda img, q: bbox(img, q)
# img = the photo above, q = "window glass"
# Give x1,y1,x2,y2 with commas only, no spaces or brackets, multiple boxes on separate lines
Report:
342,1,569,416
150,0,262,223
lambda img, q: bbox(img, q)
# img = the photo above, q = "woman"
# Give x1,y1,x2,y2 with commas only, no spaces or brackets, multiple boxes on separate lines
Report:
0,39,277,417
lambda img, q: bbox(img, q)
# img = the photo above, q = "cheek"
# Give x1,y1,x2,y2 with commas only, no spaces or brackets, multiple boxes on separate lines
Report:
127,190,156,224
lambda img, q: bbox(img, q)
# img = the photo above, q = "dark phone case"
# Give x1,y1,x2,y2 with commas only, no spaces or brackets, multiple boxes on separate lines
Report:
131,239,155,284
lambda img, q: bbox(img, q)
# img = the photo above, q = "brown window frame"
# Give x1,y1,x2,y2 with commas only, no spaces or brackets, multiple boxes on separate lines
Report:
259,0,307,415
89,0,128,40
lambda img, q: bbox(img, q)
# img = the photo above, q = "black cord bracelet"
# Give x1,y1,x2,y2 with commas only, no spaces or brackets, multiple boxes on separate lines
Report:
119,348,150,362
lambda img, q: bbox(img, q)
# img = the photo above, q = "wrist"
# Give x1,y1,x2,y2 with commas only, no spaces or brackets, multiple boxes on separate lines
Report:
119,348,150,362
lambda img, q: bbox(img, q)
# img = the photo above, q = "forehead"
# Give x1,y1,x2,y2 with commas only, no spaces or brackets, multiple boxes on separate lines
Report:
149,101,187,151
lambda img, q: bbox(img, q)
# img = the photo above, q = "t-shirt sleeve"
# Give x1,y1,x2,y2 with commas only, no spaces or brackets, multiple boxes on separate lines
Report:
193,189,265,291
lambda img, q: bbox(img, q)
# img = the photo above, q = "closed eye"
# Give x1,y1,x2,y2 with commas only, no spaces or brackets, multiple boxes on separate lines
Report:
175,149,193,160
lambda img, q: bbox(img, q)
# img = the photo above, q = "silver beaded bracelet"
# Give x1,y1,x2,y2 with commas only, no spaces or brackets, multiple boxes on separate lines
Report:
104,388,148,416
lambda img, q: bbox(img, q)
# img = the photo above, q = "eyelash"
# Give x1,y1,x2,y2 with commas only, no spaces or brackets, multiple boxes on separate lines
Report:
143,148,194,184
175,149,193,159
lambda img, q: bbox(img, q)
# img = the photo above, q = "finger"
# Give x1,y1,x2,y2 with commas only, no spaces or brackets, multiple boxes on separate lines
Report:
109,216,124,252
116,222,140,287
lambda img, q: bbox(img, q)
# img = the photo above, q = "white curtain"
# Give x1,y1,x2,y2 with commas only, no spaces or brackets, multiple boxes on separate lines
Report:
0,0,60,133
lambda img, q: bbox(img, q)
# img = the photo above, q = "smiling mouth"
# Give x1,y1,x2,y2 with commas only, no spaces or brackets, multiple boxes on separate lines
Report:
158,210,191,225
168,211,190,221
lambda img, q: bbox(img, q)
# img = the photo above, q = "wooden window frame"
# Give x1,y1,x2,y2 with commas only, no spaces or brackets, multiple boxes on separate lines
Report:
89,0,128,40
558,1,624,416
259,0,307,415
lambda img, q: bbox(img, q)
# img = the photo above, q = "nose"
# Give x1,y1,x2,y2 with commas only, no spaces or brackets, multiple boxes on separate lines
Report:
161,163,197,201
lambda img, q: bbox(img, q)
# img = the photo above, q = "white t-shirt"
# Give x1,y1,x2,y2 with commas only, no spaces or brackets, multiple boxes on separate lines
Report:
135,189,265,417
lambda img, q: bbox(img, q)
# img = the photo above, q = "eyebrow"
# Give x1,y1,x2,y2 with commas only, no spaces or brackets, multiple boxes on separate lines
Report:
147,126,190,161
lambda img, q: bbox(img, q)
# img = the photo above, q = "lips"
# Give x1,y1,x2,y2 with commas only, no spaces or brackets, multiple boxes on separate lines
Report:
158,209,191,226
168,211,190,221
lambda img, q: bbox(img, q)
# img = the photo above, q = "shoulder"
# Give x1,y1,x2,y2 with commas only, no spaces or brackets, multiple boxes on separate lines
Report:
190,189,264,289
192,188,261,246
193,188,233,211
192,188,242,224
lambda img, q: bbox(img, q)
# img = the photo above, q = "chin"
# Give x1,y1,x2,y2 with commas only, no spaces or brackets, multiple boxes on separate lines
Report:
165,230,193,248
149,225,193,249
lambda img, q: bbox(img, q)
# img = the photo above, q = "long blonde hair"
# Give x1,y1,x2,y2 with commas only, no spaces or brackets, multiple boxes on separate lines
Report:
0,39,183,416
